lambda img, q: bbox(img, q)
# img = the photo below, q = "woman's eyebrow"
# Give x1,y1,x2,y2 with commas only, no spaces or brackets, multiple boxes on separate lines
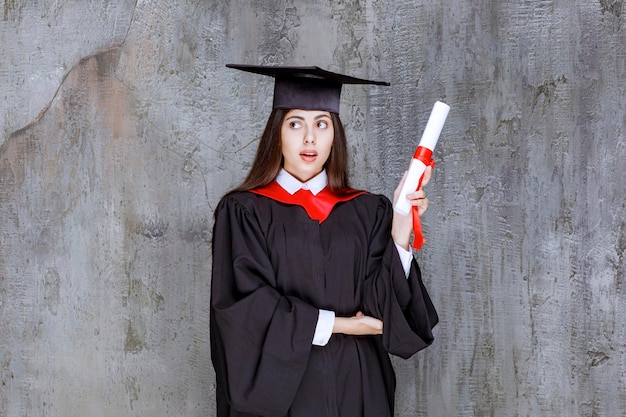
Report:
285,113,330,121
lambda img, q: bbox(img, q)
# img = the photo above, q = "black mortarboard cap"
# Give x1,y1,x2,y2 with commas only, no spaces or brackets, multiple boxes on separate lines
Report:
226,64,390,114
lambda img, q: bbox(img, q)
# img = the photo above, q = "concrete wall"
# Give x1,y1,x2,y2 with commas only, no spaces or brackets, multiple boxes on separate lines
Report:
1,1,624,416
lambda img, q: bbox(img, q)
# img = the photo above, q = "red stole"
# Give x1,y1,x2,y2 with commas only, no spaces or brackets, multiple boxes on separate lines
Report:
250,181,365,223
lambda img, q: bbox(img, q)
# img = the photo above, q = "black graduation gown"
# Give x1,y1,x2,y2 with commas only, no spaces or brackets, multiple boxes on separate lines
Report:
210,189,438,417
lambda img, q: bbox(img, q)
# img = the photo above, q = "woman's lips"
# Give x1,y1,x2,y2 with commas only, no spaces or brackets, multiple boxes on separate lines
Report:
300,150,318,162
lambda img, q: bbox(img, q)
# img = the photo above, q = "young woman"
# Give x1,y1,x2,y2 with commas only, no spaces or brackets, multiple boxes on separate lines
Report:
210,65,438,417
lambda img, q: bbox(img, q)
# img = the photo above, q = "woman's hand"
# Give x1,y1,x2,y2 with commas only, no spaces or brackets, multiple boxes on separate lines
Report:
391,166,432,250
333,311,383,335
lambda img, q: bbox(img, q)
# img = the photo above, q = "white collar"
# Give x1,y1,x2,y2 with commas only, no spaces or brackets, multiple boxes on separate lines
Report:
276,169,328,196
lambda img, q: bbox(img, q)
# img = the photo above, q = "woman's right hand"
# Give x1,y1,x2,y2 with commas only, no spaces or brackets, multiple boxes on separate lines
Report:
332,311,383,335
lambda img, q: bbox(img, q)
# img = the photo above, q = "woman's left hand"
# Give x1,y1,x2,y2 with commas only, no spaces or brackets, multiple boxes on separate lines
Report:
391,166,432,250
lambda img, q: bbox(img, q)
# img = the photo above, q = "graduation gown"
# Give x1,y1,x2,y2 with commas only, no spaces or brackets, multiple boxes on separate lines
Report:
210,187,438,417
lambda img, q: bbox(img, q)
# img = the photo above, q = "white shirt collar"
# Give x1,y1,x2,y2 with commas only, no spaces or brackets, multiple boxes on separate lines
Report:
276,169,328,195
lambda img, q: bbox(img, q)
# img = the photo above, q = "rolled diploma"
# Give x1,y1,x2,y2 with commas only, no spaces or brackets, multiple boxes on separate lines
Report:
394,101,450,216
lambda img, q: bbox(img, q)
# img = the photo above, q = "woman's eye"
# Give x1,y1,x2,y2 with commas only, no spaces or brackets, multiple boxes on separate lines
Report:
318,120,328,128
289,121,302,129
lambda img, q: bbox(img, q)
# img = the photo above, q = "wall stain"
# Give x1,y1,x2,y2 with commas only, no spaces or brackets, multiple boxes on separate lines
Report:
2,0,23,22
598,0,623,17
0,158,16,189
181,217,211,244
128,217,168,241
588,349,610,367
495,116,521,136
122,278,165,312
43,268,61,315
610,221,625,294
530,75,568,113
125,375,140,410
124,320,144,354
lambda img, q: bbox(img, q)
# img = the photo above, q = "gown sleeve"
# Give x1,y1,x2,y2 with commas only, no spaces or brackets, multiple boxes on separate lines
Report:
210,194,319,417
361,196,439,359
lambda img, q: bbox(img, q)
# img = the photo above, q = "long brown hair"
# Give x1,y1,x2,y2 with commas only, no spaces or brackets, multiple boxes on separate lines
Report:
229,108,354,195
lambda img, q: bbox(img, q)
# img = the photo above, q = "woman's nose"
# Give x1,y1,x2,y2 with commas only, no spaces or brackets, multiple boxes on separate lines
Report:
304,129,316,144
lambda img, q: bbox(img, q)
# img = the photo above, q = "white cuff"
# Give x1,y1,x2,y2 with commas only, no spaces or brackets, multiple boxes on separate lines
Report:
312,309,335,346
394,243,413,279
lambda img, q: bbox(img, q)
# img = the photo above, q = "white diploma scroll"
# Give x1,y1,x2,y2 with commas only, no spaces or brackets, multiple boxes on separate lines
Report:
394,101,450,216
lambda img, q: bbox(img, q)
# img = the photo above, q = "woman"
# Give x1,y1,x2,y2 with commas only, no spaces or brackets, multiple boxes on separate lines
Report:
210,65,438,417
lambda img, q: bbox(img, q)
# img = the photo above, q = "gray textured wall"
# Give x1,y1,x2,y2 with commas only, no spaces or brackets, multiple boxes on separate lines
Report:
1,1,625,416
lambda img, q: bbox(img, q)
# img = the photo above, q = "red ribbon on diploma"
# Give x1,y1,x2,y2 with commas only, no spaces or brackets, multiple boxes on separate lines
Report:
411,146,435,250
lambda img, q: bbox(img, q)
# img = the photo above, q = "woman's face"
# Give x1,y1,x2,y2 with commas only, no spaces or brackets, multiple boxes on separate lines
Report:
280,109,334,182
